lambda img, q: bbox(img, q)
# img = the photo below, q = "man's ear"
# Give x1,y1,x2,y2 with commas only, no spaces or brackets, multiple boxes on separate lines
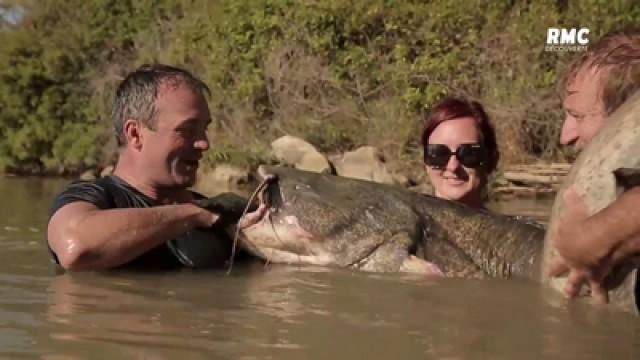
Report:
123,119,143,150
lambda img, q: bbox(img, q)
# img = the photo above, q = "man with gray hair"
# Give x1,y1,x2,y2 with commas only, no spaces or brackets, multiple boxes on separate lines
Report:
550,29,640,305
47,64,265,270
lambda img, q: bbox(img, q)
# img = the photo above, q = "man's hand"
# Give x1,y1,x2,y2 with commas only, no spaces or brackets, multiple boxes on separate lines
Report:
192,192,265,229
238,203,267,229
548,255,611,304
549,187,614,303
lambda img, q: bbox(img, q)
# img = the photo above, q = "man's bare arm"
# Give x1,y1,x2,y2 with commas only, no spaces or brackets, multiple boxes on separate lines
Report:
47,202,217,271
551,186,640,301
566,187,640,265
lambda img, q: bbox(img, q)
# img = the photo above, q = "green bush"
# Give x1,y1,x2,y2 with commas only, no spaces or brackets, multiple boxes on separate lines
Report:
1,0,639,174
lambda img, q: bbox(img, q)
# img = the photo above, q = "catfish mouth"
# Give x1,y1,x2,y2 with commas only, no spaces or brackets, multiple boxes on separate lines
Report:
240,167,321,262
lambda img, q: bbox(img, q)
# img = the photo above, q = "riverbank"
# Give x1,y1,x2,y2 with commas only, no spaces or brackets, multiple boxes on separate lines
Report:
12,135,568,201
2,2,634,175
188,136,570,200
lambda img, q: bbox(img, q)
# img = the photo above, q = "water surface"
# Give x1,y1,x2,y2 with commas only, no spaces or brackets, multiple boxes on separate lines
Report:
1,176,638,359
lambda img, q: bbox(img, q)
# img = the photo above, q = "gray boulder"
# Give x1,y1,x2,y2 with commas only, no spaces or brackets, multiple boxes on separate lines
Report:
270,135,331,173
332,146,395,184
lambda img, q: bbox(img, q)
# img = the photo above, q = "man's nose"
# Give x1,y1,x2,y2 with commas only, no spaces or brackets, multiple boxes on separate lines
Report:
194,133,210,151
560,117,578,146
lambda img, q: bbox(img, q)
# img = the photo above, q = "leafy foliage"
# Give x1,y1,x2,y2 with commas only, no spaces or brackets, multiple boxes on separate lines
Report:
1,0,639,173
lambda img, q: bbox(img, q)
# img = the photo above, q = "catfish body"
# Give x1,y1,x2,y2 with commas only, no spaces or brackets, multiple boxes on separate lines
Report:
238,165,545,279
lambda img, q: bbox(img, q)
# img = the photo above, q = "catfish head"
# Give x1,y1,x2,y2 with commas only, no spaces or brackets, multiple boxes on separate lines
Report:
239,165,375,265
238,165,442,274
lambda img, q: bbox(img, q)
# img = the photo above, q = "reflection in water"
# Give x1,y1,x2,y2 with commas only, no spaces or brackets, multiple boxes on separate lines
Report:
236,269,640,360
488,195,555,225
14,257,640,359
1,177,640,359
44,271,246,359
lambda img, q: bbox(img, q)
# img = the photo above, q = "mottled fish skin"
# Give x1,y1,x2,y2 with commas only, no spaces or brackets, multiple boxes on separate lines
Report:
542,91,640,314
238,165,545,279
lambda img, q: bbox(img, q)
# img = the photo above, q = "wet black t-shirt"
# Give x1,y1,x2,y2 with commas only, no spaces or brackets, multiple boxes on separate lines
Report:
47,176,201,270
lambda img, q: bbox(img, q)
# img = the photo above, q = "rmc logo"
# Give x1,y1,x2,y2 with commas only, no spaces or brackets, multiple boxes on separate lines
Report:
545,27,590,52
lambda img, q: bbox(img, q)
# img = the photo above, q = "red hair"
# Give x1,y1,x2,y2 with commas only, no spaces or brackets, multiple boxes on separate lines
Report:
421,97,500,173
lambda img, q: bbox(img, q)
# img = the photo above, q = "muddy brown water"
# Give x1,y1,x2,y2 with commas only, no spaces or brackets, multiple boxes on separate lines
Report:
1,177,639,359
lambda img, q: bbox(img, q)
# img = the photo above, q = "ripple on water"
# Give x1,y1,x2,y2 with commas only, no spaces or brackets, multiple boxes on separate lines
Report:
0,178,638,359
0,272,50,356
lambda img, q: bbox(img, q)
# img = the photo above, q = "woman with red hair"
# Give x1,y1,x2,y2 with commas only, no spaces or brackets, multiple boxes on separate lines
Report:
421,97,500,209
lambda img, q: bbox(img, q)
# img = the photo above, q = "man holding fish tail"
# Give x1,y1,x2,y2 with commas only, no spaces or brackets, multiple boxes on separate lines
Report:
550,29,640,305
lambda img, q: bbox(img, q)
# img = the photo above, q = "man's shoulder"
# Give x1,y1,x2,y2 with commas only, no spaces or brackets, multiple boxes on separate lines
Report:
49,176,153,216
56,175,125,193
63,176,106,191
50,178,110,212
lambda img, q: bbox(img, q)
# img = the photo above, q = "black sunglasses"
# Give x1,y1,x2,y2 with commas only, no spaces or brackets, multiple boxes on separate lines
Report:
424,143,487,168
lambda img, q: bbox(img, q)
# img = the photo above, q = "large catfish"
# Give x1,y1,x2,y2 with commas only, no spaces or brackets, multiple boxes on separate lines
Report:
235,165,545,279
542,91,640,313
184,94,640,312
